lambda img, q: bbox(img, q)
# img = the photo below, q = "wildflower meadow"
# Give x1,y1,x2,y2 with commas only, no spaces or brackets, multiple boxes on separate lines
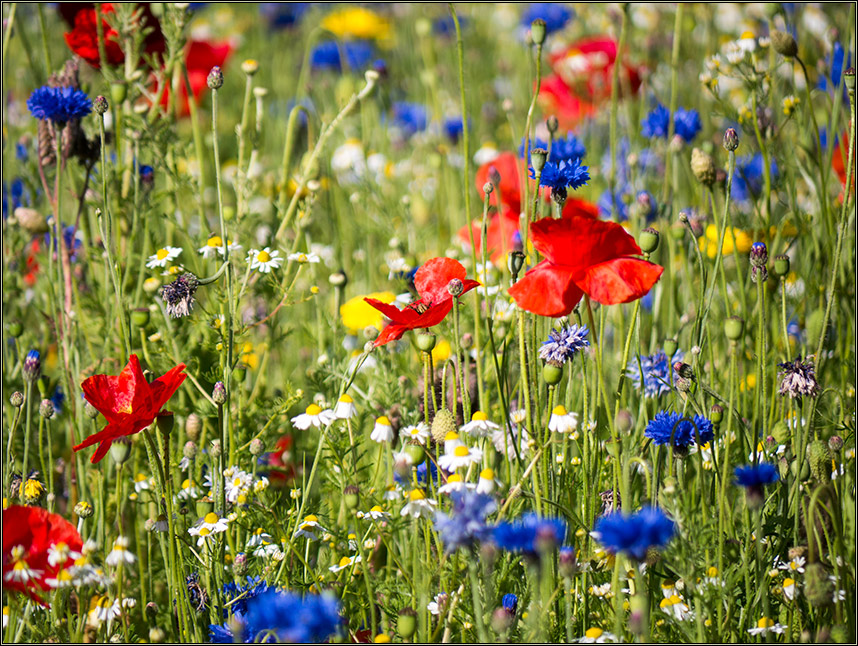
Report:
3,3,857,644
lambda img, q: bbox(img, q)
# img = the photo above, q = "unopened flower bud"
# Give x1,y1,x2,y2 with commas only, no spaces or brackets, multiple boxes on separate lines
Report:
7,321,23,337
491,607,513,633
149,627,166,643
328,270,348,287
212,381,226,406
483,182,494,195
241,59,259,76
416,331,436,352
724,316,744,341
23,350,41,383
185,413,201,440
447,278,464,297
508,251,526,280
616,409,633,434
639,227,660,254
488,166,502,187
131,308,150,327
39,399,54,419
773,254,790,278
771,30,798,58
397,608,417,639
431,409,456,444
546,115,559,133
723,128,739,152
210,439,222,458
110,437,132,465
828,436,844,452
710,404,724,424
691,148,716,186
183,441,197,460
93,95,109,115
530,147,548,173
110,82,127,105
750,242,768,267
530,19,546,45
344,484,360,510
543,363,563,385
844,67,855,91
249,438,265,456
74,500,94,518
207,66,224,90
10,391,24,407
663,337,678,358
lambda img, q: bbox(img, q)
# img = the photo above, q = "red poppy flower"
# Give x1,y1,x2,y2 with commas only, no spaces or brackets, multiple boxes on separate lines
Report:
155,39,235,117
267,434,296,485
538,74,598,131
365,258,480,347
832,127,855,201
73,355,186,464
475,152,523,213
61,3,166,69
3,505,83,605
508,215,663,317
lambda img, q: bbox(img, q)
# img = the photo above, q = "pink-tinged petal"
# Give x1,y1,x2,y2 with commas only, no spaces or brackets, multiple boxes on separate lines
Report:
574,257,664,305
414,258,467,306
508,261,584,317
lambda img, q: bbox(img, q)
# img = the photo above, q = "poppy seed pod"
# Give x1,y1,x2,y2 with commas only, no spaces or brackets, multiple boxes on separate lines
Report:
543,363,563,385
639,227,660,254
110,82,127,105
773,254,790,278
724,316,744,341
663,337,678,357
844,67,855,91
416,331,436,352
710,404,723,424
530,19,547,46
530,148,548,173
344,484,360,510
771,31,798,58
7,321,23,338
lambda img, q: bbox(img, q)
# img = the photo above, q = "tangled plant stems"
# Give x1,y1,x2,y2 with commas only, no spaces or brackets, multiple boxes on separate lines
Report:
1,3,855,644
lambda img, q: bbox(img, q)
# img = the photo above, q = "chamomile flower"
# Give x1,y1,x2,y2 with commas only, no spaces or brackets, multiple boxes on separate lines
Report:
248,247,283,273
105,536,137,566
371,416,394,443
224,467,253,504
178,479,200,500
291,404,336,430
45,568,74,589
294,515,324,540
438,444,483,471
777,555,806,574
88,596,121,627
476,468,501,494
4,546,42,583
548,405,579,433
578,627,618,643
443,432,463,454
659,594,693,621
383,484,401,501
438,474,469,495
400,422,431,445
334,394,357,419
747,617,785,636
361,505,390,521
47,541,79,568
460,411,499,438
783,577,797,601
287,251,321,264
152,514,169,532
146,246,182,269
400,489,437,519
329,554,362,573
195,512,229,534
133,473,151,493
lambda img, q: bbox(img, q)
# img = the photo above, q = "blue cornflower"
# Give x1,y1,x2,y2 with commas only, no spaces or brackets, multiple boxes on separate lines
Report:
550,133,587,164
734,463,779,488
221,576,270,617
592,507,675,561
27,86,92,123
434,15,466,37
45,225,83,263
391,102,429,138
731,153,778,202
260,2,311,29
817,42,852,97
538,324,589,366
395,459,438,487
50,386,65,416
641,104,670,139
673,108,702,142
521,3,573,34
3,179,31,219
626,349,683,398
433,490,496,553
502,593,518,615
246,589,343,643
492,513,566,554
310,40,374,71
531,159,590,193
23,350,41,382
645,410,714,452
442,116,469,144
15,141,28,162
598,189,629,221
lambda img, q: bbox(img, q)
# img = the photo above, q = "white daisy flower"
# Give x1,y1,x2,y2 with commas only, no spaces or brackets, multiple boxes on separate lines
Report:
88,596,121,627
291,404,336,430
333,394,357,419
294,514,324,540
133,473,151,493
362,505,390,521
443,431,463,455
702,566,724,587
778,556,806,574
194,512,229,534
105,536,136,566
383,484,401,501
747,617,786,636
659,594,693,621
146,246,182,269
224,467,253,504
287,251,321,264
246,528,272,549
400,489,437,519
438,445,483,472
782,577,796,601
589,583,612,598
438,474,469,495
548,405,579,433
178,479,200,500
400,422,430,445
248,247,283,273
152,514,169,532
253,477,270,493
45,568,74,589
476,468,501,494
47,541,79,568
578,627,618,643
253,541,282,559
371,416,394,443
198,235,223,258
4,546,42,583
329,554,362,573
460,411,499,438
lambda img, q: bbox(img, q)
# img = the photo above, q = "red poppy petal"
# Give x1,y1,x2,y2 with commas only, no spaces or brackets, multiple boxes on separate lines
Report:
364,298,414,324
574,257,664,305
508,261,584,317
414,258,467,306
149,363,187,412
561,198,600,220
81,374,123,422
475,152,522,213
530,216,642,268
73,421,125,453
373,323,410,347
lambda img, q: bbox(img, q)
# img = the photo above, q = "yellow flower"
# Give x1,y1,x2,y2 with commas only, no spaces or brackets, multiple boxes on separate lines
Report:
782,95,800,117
340,292,396,334
740,374,757,392
698,224,753,259
321,8,391,41
430,340,451,363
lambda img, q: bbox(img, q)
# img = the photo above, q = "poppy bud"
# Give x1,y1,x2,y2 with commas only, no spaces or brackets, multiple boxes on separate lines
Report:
39,399,54,419
213,381,226,406
185,413,202,440
639,227,660,254
344,484,360,510
7,321,23,338
531,148,548,173
93,95,109,115
397,608,417,639
710,404,723,424
719,131,738,157
771,31,798,58
416,331,436,352
23,349,41,383
183,441,197,459
110,82,127,105
157,412,175,436
207,66,224,90
546,115,559,133
447,278,464,297
663,337,678,358
724,316,744,341
543,363,563,385
110,437,133,465
483,181,493,196
403,442,424,465
508,251,525,280
530,19,547,46
460,333,474,349
10,391,24,407
131,308,150,328
84,400,99,418
691,148,716,186
74,500,94,518
773,254,790,278
844,67,855,92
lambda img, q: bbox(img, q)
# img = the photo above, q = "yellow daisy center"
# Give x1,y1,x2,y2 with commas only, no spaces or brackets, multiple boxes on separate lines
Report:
204,512,219,524
453,446,470,457
306,404,322,416
304,515,318,523
257,250,271,263
338,556,352,567
444,432,459,442
553,405,568,416
207,236,223,247
447,474,462,483
584,627,603,639
480,468,494,480
198,528,211,537
339,394,353,404
707,566,718,577
472,411,487,421
757,617,774,629
783,578,795,587
370,505,383,513
376,416,390,426
156,248,169,260
409,489,426,501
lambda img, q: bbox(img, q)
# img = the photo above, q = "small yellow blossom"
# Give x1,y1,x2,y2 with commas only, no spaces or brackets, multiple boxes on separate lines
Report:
321,7,391,41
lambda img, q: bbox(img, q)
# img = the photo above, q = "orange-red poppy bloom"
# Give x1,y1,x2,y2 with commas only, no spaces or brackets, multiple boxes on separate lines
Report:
508,215,663,317
155,39,235,117
365,258,479,346
2,505,83,605
73,355,186,463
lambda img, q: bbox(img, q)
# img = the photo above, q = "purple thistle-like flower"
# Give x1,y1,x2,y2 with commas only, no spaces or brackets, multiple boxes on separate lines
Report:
777,357,820,399
161,273,200,318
